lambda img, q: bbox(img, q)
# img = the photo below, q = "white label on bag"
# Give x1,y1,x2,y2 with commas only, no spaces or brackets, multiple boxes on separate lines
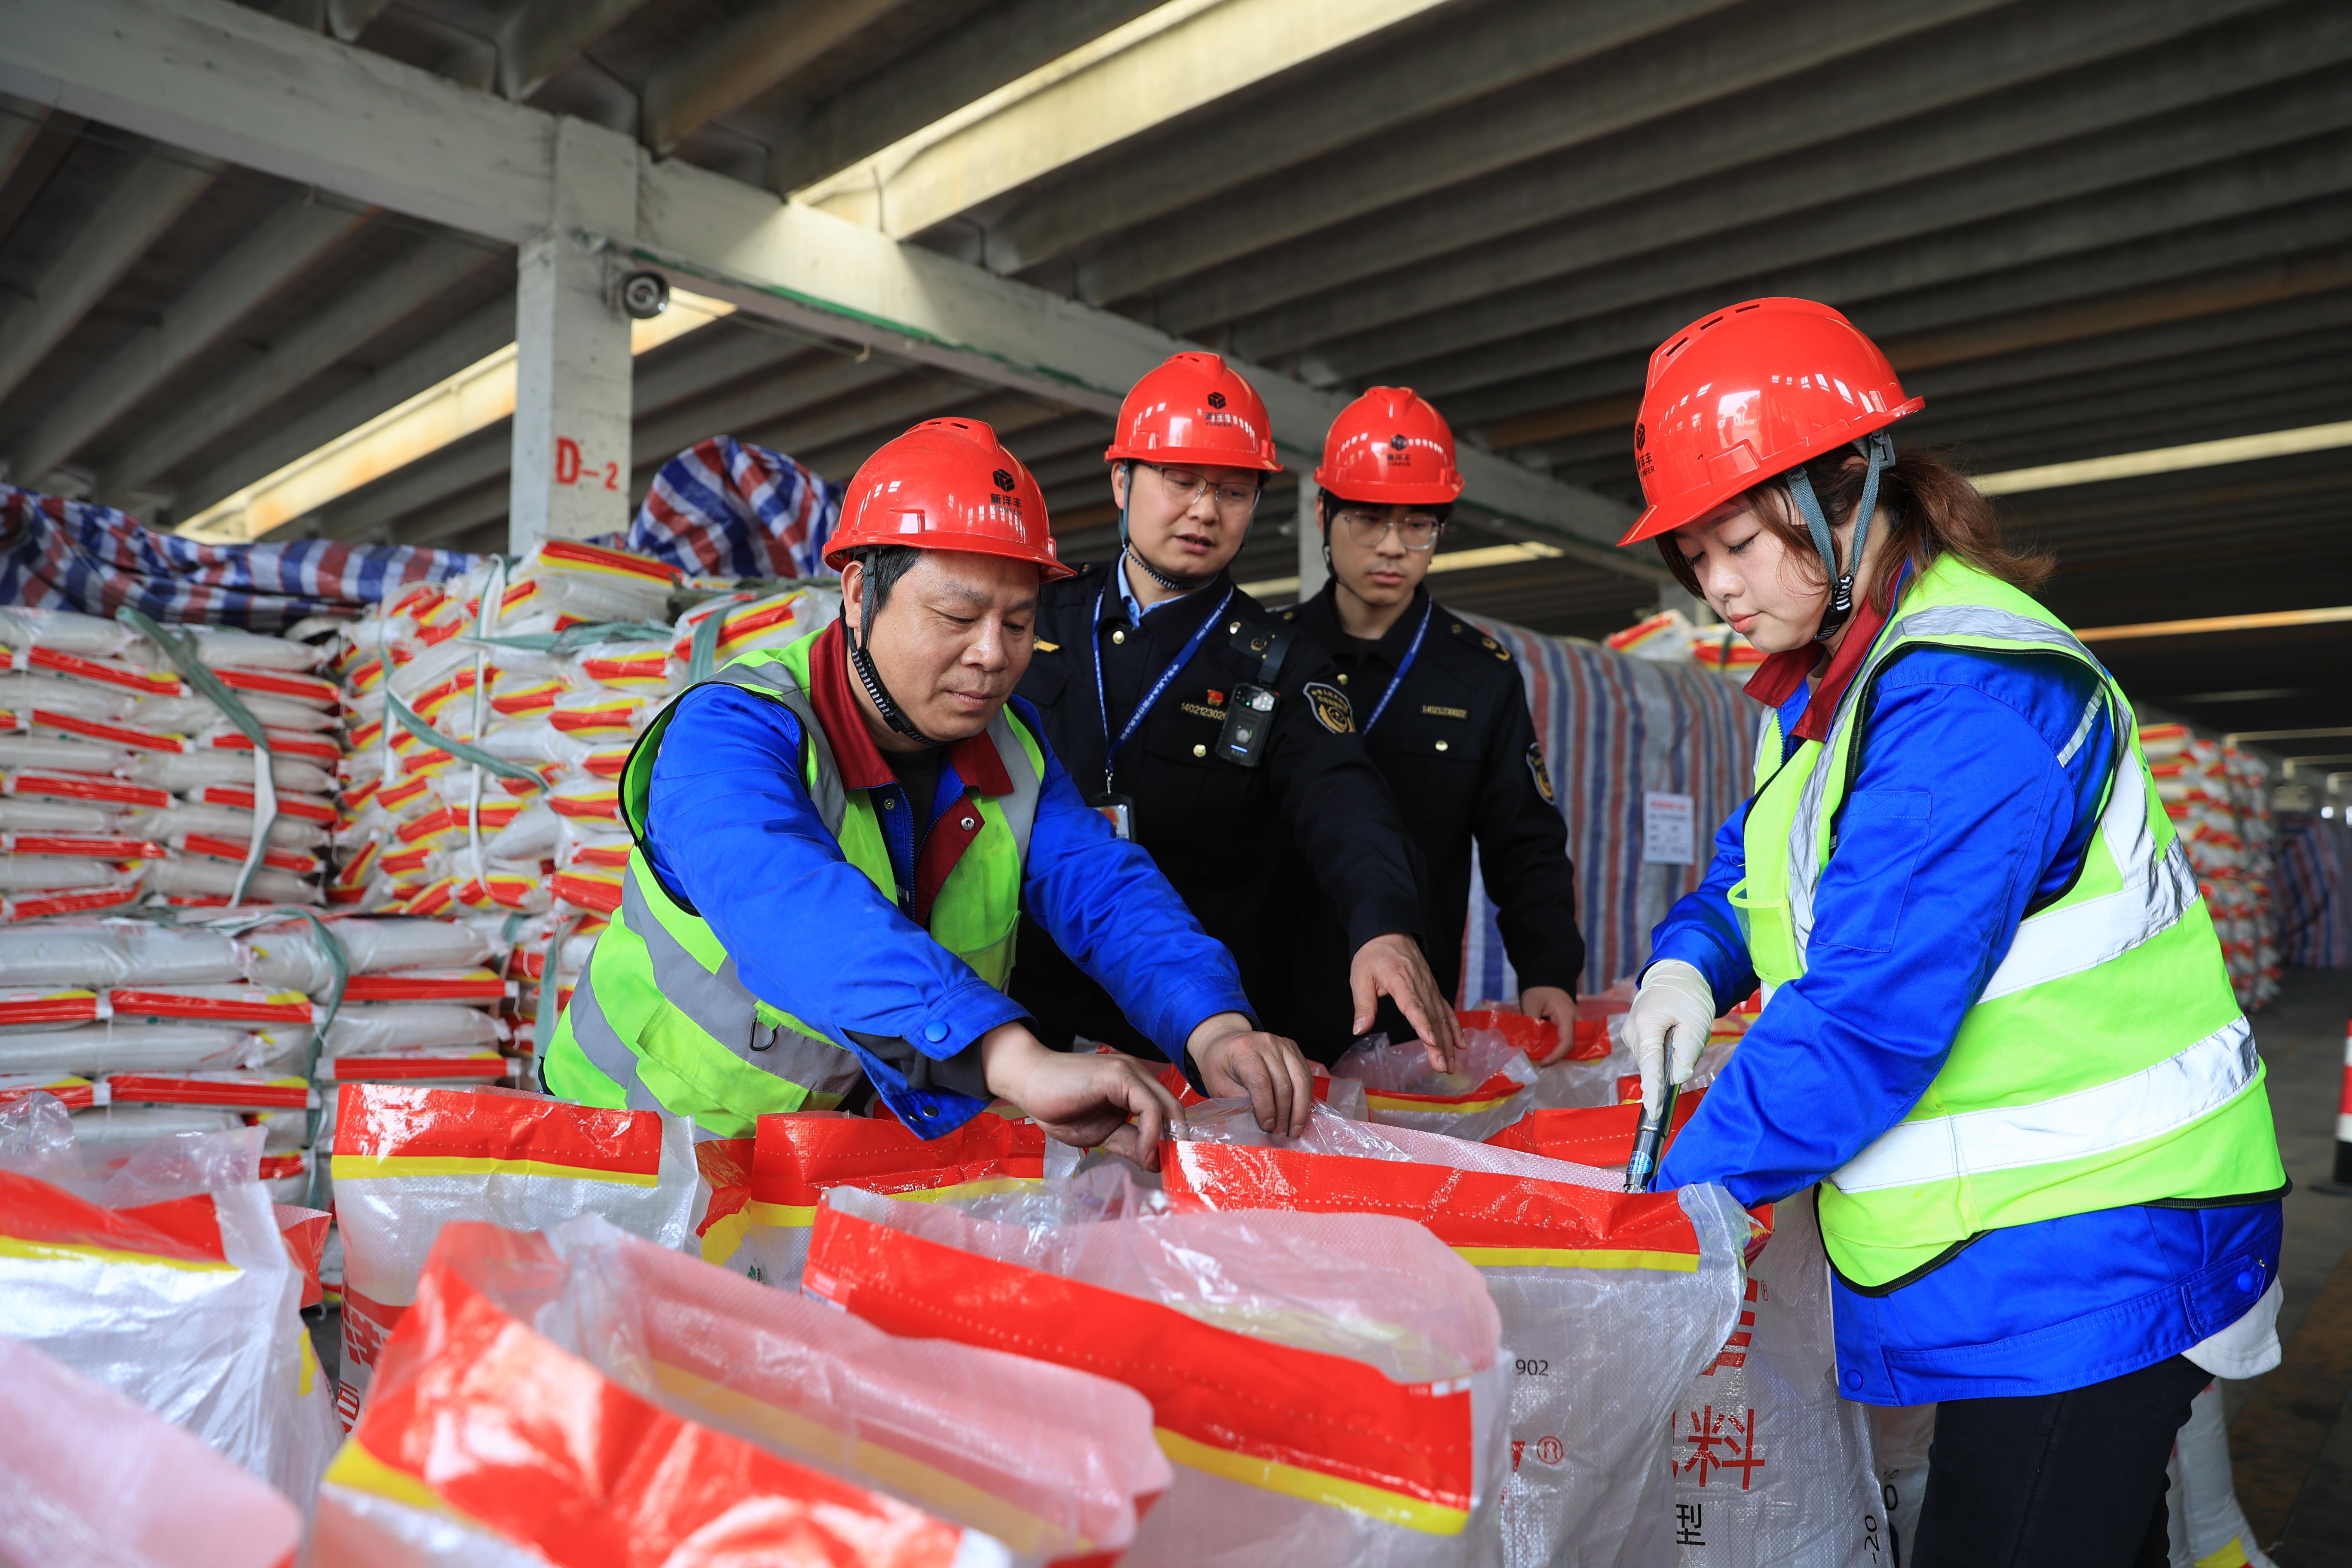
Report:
1645,792,1695,865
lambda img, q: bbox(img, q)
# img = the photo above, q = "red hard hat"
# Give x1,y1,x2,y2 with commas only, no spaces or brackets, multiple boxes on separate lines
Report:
1103,351,1283,473
1620,298,1924,546
824,418,1074,580
1314,386,1464,505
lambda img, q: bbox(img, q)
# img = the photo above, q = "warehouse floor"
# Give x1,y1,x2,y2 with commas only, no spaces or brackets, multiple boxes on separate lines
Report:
2226,965,2352,1565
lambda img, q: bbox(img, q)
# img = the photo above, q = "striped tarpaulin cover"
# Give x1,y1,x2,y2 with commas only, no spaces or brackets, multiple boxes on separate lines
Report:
2275,812,2352,969
0,486,479,631
1460,616,1759,1000
625,436,842,580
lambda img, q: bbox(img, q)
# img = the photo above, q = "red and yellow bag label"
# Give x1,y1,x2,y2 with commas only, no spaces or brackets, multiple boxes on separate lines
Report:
331,1083,661,1185
805,1205,1478,1535
1164,1140,1703,1274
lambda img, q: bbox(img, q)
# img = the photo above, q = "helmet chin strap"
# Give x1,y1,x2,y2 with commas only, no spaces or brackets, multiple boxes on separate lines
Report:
1117,461,1228,595
1785,429,1895,645
846,567,948,750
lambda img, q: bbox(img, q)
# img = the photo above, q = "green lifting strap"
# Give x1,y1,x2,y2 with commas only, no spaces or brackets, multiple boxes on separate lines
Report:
383,688,545,787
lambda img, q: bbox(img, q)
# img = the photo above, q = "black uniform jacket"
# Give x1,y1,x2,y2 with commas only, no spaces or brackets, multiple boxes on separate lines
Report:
1282,583,1584,1047
1011,560,1424,1058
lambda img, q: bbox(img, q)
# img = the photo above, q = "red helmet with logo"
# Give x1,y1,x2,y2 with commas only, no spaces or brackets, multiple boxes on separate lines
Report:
1314,386,1464,505
1620,297,1923,546
825,418,1073,580
1103,351,1283,473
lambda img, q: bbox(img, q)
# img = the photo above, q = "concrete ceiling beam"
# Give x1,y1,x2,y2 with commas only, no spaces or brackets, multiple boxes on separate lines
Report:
0,146,216,406
1075,0,2016,309
97,235,496,499
1234,4,2351,364
171,293,513,521
12,196,367,484
638,0,906,156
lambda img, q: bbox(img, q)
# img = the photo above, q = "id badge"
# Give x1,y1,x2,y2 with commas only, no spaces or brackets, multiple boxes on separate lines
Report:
1216,682,1279,768
1090,793,1136,839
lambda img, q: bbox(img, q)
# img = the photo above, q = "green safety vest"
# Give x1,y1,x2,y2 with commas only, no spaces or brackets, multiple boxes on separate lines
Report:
542,628,1045,1140
1731,554,2284,1289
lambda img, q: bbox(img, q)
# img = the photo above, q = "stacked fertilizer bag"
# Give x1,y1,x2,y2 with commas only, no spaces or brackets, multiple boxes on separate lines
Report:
1168,1100,1749,1568
0,1091,339,1508
1605,609,1765,679
330,538,839,1074
804,1157,1517,1568
2141,723,2279,1009
315,1212,1173,1566
0,605,340,917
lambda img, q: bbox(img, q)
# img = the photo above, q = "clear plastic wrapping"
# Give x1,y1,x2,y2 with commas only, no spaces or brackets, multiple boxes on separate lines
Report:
328,1083,701,1428
810,1167,1514,1567
0,1335,304,1568
1168,1103,1748,1566
1333,1030,1542,1142
0,1096,336,1505
314,1217,1010,1568
545,1212,1170,1563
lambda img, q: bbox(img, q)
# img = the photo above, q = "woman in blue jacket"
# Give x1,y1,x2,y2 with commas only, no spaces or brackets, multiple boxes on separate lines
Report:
1621,299,2287,1567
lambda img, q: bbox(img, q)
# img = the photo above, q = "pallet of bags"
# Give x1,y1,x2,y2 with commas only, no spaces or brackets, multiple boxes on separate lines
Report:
1167,1101,1750,1568
0,1091,338,1505
327,1081,700,1429
334,542,686,922
0,606,337,914
0,1336,304,1568
316,1210,1166,1567
240,914,518,1114
0,920,324,1199
805,1161,1515,1568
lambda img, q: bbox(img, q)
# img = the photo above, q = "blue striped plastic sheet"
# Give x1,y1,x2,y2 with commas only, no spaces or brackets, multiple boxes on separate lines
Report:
1458,616,1759,1001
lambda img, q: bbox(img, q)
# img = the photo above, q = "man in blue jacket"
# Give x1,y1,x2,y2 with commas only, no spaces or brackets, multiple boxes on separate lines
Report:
546,419,1314,1161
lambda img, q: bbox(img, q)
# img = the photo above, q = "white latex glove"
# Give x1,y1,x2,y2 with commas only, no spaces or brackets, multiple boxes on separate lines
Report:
1629,959,1717,1119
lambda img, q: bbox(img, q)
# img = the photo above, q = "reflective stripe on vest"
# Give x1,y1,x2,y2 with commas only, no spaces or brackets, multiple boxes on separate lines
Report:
546,629,1044,1140
1737,554,2282,1287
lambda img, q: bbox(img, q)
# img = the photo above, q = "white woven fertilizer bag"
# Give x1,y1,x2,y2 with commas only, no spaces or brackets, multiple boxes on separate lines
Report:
1668,1192,1887,1567
328,1081,701,1429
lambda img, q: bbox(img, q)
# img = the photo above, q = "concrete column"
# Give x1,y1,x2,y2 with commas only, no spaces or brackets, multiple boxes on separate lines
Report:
509,116,638,552
1294,469,1326,601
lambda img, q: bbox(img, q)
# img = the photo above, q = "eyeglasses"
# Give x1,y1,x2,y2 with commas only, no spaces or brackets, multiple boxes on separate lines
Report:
1335,508,1444,551
1143,463,1262,517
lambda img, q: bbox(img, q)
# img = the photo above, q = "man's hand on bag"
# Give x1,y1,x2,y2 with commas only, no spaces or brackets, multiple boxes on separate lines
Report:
1351,931,1461,1073
980,1022,1184,1169
1188,1012,1314,1138
1519,985,1580,1066
1628,959,1717,1118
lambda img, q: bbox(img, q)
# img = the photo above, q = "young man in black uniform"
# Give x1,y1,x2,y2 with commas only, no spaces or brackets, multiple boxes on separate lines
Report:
1284,387,1586,1061
1011,352,1460,1070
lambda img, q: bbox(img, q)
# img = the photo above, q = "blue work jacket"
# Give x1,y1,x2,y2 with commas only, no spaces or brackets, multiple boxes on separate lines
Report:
1653,645,2281,1403
641,683,1251,1133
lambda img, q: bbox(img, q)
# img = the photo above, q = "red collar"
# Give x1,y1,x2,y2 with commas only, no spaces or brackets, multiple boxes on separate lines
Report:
1741,585,1899,744
803,622,1014,795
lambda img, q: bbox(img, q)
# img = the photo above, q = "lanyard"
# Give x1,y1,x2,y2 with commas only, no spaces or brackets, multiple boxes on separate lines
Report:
1360,599,1433,735
1093,579,1234,792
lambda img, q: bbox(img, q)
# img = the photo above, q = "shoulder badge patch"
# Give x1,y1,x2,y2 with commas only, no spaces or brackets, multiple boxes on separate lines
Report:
1034,639,1060,653
1305,681,1355,735
1527,740,1556,804
1483,634,1511,662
